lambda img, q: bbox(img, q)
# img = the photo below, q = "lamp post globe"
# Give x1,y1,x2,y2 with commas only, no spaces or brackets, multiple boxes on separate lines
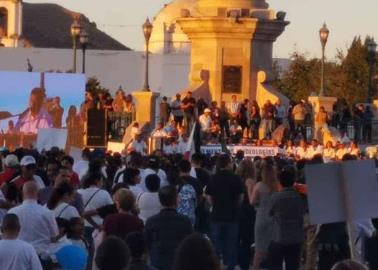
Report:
80,30,89,74
142,18,153,91
319,23,329,97
70,19,82,73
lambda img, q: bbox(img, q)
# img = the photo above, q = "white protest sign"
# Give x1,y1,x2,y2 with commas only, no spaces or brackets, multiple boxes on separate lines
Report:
200,145,223,156
36,128,67,152
107,142,126,153
305,160,378,224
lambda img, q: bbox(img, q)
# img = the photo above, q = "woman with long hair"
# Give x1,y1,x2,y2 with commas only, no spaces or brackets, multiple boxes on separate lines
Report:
47,182,79,221
173,233,221,270
249,159,279,270
236,158,257,270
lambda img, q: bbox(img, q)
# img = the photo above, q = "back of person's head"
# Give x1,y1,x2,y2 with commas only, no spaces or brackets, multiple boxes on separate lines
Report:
82,171,102,189
1,213,20,235
61,155,74,166
123,168,140,186
95,236,130,270
331,260,368,270
82,148,91,160
191,153,203,166
114,188,135,212
145,174,160,192
216,154,231,171
158,185,177,208
236,158,255,180
278,165,296,188
261,160,278,192
22,181,38,200
178,159,191,174
173,233,221,270
148,156,160,171
126,232,146,259
111,182,129,195
47,182,74,210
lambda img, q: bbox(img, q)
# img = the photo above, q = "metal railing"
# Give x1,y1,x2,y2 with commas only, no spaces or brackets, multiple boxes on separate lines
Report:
108,112,135,142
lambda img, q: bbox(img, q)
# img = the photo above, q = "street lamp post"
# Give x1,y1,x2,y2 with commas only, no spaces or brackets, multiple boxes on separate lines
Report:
80,30,89,74
319,23,330,97
142,18,153,91
70,18,81,73
367,38,377,103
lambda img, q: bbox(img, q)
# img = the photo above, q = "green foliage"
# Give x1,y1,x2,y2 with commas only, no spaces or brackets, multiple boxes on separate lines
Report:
86,77,110,96
274,36,375,106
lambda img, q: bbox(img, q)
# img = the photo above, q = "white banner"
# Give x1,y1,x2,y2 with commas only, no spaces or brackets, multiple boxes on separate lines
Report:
200,145,286,157
36,128,67,152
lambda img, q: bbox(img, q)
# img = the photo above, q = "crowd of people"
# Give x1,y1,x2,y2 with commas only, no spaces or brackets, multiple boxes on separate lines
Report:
0,142,377,270
156,92,376,146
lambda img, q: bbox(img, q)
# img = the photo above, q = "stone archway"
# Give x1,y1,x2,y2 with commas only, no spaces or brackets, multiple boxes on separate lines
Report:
0,7,8,37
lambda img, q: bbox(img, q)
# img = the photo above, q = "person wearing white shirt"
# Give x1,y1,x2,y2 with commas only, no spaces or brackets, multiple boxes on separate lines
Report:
139,157,169,192
348,141,361,157
8,182,58,257
227,95,241,120
335,143,349,160
275,99,287,125
10,155,45,190
296,140,308,160
77,172,113,229
116,168,144,199
285,140,296,157
46,182,80,221
350,219,376,264
137,174,162,223
199,109,213,132
323,141,336,162
0,213,43,270
177,135,189,155
305,139,323,160
128,134,148,155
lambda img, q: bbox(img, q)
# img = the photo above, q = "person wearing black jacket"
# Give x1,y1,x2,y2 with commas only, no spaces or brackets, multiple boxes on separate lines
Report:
144,186,193,270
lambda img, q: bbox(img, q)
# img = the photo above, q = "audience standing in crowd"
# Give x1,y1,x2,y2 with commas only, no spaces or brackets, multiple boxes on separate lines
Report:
145,186,193,270
206,154,244,270
0,213,43,270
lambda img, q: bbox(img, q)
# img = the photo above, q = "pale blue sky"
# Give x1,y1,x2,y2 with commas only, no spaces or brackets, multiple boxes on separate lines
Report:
26,0,378,58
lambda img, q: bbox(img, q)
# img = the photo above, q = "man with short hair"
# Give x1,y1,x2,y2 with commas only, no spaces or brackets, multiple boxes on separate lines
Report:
0,154,19,185
11,155,45,191
227,95,241,122
160,96,171,126
205,154,244,270
199,108,213,139
128,133,148,155
126,232,157,270
145,186,193,270
9,182,58,259
0,213,43,270
267,165,306,270
181,91,196,128
171,94,184,127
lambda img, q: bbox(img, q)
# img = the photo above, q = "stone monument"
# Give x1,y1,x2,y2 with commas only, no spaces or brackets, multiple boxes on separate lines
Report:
177,0,289,106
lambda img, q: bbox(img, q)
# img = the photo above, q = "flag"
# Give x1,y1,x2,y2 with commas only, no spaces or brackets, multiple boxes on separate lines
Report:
184,123,196,160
